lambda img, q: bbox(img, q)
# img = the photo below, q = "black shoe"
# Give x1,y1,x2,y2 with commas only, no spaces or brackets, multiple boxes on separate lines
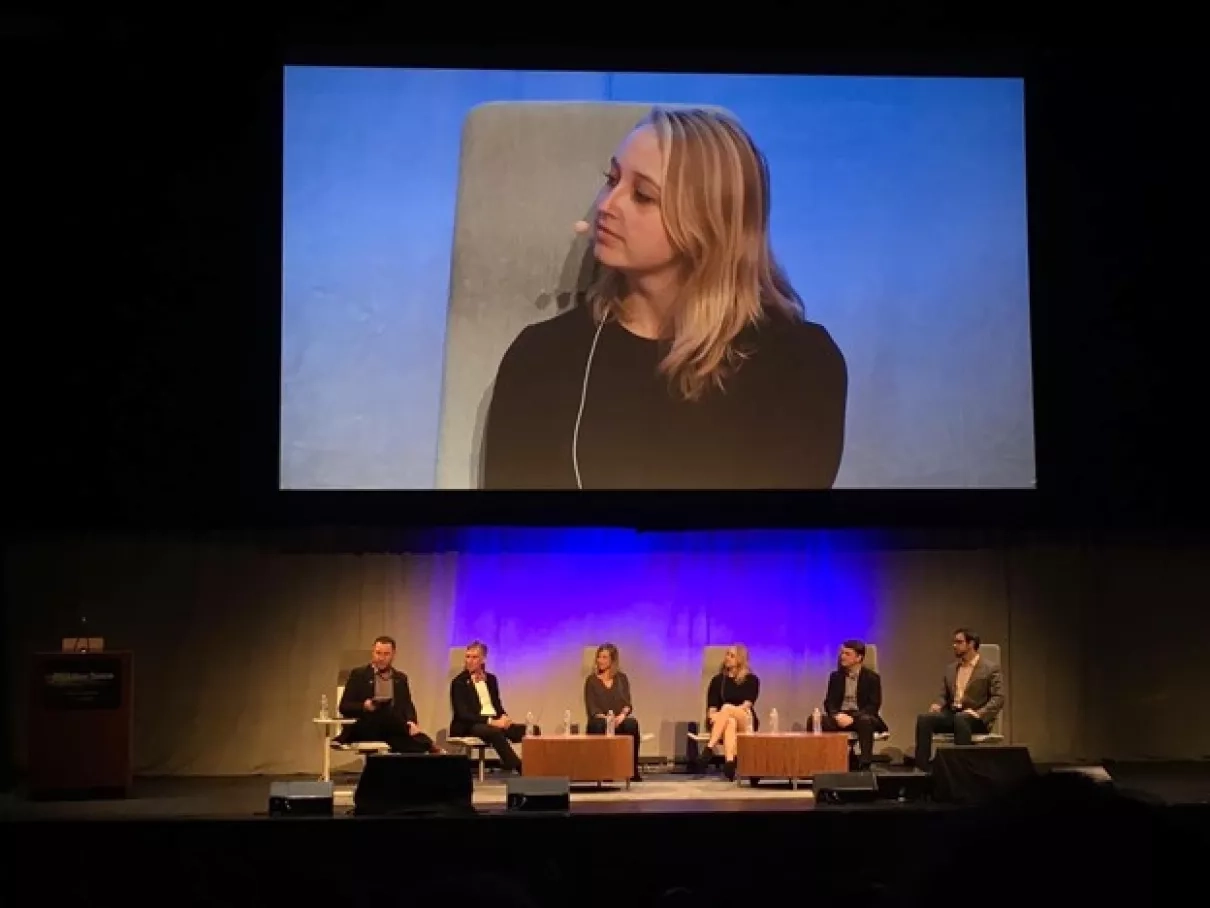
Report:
723,760,737,781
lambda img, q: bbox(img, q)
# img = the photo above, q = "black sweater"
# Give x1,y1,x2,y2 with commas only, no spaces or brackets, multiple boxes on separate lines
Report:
482,304,847,490
706,672,761,713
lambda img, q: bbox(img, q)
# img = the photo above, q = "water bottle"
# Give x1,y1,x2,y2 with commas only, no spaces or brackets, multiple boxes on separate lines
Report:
811,707,822,734
525,711,535,736
319,694,329,721
769,708,779,734
606,710,615,736
563,709,572,736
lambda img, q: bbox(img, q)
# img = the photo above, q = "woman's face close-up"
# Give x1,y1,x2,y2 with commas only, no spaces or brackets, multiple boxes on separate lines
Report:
594,125,678,276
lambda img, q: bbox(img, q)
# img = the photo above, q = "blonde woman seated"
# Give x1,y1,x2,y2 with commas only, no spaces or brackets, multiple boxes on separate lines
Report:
701,644,761,780
584,643,642,782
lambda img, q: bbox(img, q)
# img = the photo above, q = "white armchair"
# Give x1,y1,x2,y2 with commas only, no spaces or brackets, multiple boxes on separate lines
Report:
316,653,390,782
443,646,494,782
850,643,892,751
687,645,733,751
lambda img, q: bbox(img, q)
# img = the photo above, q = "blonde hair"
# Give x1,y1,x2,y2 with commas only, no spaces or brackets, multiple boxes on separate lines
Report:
721,643,751,683
595,643,620,678
589,106,804,401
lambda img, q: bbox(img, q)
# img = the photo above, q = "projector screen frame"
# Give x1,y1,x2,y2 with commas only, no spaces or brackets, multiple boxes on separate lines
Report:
266,45,1060,531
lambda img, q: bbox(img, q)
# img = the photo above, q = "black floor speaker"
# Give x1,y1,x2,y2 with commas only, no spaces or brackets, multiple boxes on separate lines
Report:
874,769,934,802
932,745,1036,804
814,771,879,804
269,780,334,817
505,776,571,812
354,753,475,816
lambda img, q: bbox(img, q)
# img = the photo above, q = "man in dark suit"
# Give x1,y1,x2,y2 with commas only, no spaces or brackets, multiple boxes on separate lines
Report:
809,639,888,767
335,636,440,754
914,628,1005,769
449,641,525,773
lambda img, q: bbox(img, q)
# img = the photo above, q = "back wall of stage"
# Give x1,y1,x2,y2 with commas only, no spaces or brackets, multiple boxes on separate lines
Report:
4,529,1207,776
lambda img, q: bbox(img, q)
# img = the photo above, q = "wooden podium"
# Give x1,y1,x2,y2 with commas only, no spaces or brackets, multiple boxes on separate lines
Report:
28,651,133,798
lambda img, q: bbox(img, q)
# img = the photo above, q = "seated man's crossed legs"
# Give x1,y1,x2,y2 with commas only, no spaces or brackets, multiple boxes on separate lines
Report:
465,721,526,773
808,711,887,767
345,713,441,755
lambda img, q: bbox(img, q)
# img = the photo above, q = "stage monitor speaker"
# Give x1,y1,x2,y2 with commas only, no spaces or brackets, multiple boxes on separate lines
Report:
506,775,571,812
269,780,333,817
932,745,1036,804
354,753,474,817
874,769,933,802
813,771,879,804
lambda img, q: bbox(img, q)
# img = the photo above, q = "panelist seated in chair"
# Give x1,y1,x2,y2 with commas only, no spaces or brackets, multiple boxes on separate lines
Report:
335,635,441,754
449,641,525,774
702,644,761,781
584,643,643,782
807,639,888,768
914,628,1004,769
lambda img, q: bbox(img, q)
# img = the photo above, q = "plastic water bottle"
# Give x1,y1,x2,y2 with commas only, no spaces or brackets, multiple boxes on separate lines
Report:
769,708,779,733
525,711,535,736
811,707,822,734
606,710,615,736
319,694,329,721
563,709,572,735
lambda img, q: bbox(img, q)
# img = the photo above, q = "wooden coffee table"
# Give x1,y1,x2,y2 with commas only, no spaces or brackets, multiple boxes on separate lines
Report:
736,732,850,789
521,735,632,788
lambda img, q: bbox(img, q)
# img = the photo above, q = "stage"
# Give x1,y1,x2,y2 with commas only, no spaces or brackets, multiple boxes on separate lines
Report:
2,762,1207,906
0,766,867,819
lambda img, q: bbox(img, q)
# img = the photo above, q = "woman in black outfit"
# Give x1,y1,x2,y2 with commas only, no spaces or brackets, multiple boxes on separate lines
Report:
482,106,847,491
703,644,760,781
584,643,643,782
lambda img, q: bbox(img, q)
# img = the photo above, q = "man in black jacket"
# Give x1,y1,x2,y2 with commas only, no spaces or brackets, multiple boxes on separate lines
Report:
449,641,525,773
808,639,888,767
336,636,439,754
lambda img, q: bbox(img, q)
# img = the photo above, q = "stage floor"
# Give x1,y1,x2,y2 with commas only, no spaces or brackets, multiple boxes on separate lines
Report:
0,768,825,819
2,761,1209,821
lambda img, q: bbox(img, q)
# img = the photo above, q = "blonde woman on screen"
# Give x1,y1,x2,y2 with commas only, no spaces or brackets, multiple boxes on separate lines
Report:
482,106,847,490
702,644,760,781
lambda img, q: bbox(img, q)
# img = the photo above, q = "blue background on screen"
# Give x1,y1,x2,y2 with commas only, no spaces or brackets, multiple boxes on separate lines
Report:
281,68,1032,489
